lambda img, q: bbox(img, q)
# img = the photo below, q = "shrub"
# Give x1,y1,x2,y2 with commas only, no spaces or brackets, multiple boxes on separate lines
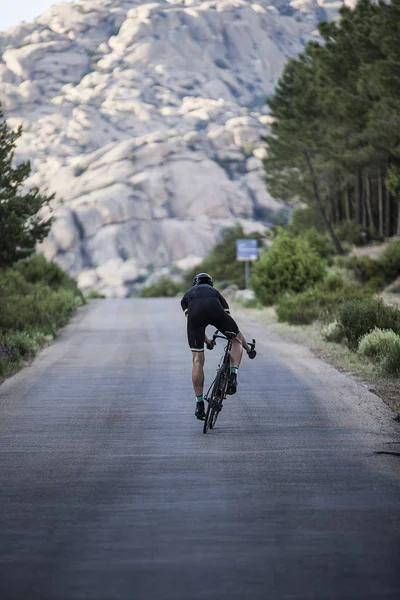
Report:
0,330,39,359
334,220,366,245
288,206,324,235
251,229,325,305
86,290,105,299
365,276,386,293
358,328,400,361
334,221,383,246
377,241,400,284
0,256,82,378
338,298,400,349
321,320,345,343
322,272,350,292
275,277,364,325
0,262,83,336
275,290,320,324
345,255,380,283
14,254,81,295
381,340,400,376
140,277,181,298
302,229,336,262
0,286,81,335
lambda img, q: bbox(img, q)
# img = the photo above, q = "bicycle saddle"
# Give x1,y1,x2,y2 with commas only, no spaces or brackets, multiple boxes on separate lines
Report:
224,331,237,339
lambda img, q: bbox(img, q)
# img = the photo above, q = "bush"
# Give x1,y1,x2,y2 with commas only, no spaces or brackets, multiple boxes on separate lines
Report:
334,221,383,246
377,241,400,284
0,285,81,335
334,220,366,245
345,255,380,283
339,255,385,292
288,206,324,235
358,328,400,361
0,328,54,373
0,255,82,376
275,276,364,325
0,330,42,359
14,254,81,295
251,229,325,305
381,340,400,376
302,229,336,263
0,260,83,336
86,290,105,299
275,290,320,324
140,277,181,298
321,320,345,343
338,298,400,349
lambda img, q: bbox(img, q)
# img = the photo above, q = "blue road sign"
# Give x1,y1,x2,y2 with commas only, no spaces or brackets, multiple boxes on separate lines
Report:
236,239,258,261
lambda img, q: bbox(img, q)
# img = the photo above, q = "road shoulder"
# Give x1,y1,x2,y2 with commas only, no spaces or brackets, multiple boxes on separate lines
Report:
234,303,400,421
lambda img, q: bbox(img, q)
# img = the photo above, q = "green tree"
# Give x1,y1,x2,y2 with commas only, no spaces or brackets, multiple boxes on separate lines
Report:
264,56,345,253
250,228,326,305
0,105,54,268
263,0,400,240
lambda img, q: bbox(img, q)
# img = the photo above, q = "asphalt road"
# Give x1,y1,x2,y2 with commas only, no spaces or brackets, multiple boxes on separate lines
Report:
0,298,399,600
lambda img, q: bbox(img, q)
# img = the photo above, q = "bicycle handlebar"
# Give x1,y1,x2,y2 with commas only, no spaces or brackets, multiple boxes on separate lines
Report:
211,330,256,351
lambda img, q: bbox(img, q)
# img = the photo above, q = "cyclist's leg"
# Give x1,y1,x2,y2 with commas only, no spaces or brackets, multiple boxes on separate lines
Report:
192,350,205,396
230,336,243,368
187,316,206,396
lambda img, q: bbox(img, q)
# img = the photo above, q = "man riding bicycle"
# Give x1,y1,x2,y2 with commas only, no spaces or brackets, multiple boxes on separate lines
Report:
181,272,257,420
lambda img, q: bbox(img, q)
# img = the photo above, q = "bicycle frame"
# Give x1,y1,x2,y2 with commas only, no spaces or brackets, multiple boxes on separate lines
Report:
204,332,233,402
203,331,256,433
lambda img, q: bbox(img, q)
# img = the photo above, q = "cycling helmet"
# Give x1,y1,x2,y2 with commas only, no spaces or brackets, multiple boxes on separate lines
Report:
193,272,214,286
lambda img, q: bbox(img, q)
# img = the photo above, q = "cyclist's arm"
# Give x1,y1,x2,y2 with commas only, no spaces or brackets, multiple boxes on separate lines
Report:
217,292,231,315
180,293,189,317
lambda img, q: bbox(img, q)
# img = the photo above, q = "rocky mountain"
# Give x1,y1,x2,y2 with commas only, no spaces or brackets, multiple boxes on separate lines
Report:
0,0,352,296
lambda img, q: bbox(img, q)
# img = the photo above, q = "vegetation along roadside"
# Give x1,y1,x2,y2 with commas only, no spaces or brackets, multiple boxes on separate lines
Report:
0,104,84,382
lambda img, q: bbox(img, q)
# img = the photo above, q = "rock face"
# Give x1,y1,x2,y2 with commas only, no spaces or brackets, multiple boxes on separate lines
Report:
0,0,350,296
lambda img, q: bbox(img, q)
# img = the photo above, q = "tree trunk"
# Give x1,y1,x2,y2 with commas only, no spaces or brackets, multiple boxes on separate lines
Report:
344,186,351,221
355,170,362,225
378,170,384,237
397,199,400,236
333,189,340,223
364,172,374,230
361,173,367,228
303,151,345,255
385,185,391,236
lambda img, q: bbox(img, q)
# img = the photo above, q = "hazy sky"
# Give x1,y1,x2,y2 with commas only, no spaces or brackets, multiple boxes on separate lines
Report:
0,0,74,31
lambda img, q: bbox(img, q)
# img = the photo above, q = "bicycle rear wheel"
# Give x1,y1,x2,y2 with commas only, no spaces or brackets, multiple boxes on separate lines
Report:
203,366,228,434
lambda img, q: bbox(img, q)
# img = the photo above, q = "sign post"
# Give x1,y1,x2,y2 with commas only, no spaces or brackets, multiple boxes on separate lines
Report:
236,239,258,289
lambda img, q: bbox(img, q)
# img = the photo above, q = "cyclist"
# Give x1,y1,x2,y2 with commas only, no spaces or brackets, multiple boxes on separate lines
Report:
181,272,256,420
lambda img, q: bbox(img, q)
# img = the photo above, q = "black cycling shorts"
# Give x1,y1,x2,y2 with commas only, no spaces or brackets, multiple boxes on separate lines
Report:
187,298,239,351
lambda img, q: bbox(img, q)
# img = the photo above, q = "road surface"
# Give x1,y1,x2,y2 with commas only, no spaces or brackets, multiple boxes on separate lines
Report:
0,298,399,599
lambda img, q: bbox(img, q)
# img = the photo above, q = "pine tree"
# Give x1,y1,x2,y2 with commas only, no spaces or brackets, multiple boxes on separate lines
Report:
263,0,400,239
264,56,344,253
0,105,54,268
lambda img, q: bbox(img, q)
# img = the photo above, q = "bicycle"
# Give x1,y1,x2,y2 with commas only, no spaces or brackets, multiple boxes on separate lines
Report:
203,330,256,434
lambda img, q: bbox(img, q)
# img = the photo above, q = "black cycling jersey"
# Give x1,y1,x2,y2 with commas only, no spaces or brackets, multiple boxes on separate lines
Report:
180,284,230,315
181,284,239,351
